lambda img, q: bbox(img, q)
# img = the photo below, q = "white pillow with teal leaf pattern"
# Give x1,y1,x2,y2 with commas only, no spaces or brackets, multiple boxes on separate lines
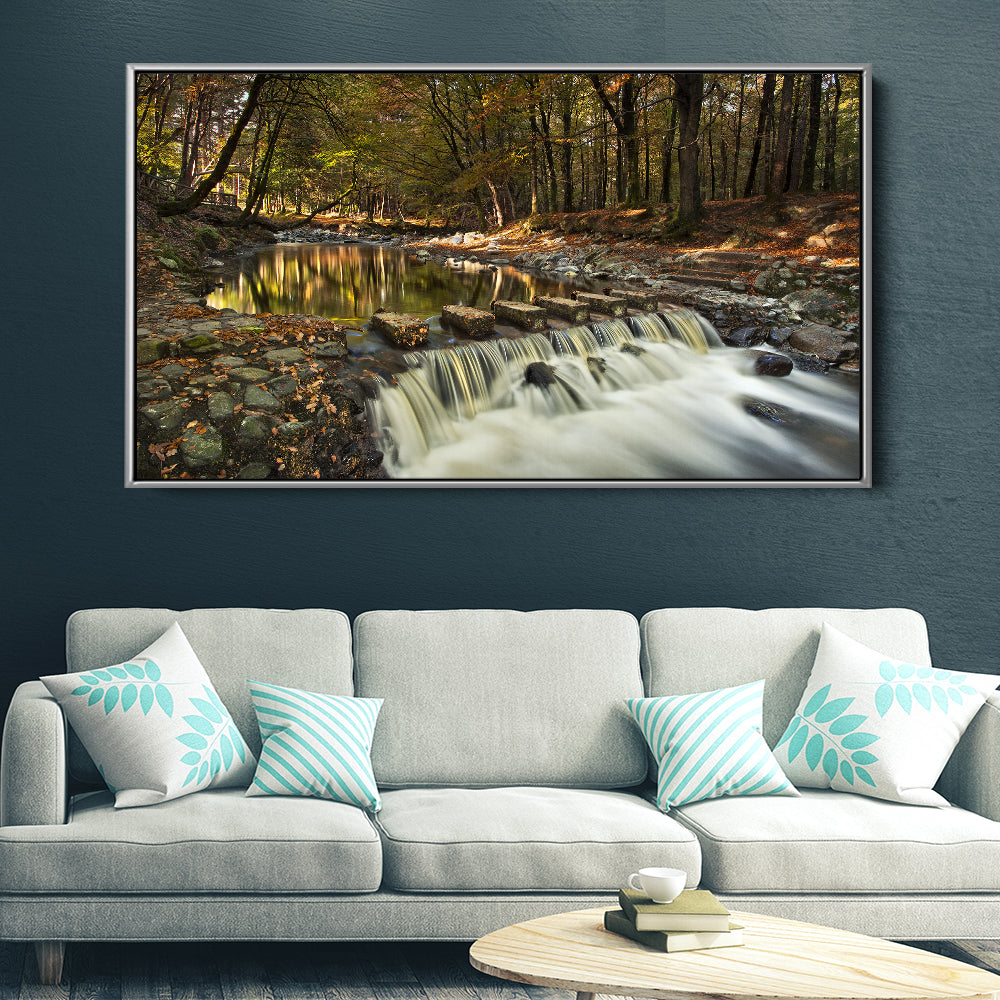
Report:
40,622,256,809
775,623,1000,807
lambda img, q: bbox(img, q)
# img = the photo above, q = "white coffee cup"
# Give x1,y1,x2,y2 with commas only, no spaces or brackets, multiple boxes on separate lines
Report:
627,867,686,903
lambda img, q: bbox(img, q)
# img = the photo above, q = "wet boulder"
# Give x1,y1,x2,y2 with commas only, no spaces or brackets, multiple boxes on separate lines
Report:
787,323,858,363
752,352,794,377
524,361,558,387
722,325,768,348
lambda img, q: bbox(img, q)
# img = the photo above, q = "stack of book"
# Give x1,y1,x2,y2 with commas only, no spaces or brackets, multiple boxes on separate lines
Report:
604,886,743,953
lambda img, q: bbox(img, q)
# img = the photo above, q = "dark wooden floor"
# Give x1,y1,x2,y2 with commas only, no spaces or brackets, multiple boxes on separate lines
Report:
1,938,997,998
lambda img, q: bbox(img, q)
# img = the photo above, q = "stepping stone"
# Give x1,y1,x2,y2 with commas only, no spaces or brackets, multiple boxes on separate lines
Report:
572,292,626,317
491,300,548,331
604,288,658,311
228,367,273,383
369,311,429,348
441,305,495,339
532,296,589,323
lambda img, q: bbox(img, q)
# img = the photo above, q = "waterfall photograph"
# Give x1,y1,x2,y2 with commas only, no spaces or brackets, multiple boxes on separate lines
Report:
130,67,868,487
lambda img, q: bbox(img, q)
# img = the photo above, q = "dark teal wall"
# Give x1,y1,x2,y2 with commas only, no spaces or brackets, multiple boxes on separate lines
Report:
4,1,998,710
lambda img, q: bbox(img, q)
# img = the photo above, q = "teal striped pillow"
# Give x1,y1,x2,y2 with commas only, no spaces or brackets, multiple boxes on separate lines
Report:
628,680,798,812
246,681,383,811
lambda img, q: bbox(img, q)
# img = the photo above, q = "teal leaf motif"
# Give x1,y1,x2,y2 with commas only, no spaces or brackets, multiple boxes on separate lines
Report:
895,685,912,714
805,734,824,771
190,698,223,724
107,666,129,679
878,661,896,681
803,685,832,718
154,684,173,717
932,686,949,712
140,685,154,715
917,666,933,679
875,684,894,717
125,663,145,679
840,761,855,784
851,750,878,765
913,684,931,710
898,664,915,679
229,726,246,762
855,767,876,787
104,687,119,714
88,689,103,707
145,660,161,682
71,685,91,696
184,714,215,736
841,731,878,750
829,714,866,735
822,748,838,781
93,669,113,681
788,723,808,762
182,766,199,787
174,684,240,790
947,687,963,705
121,683,138,712
815,697,854,724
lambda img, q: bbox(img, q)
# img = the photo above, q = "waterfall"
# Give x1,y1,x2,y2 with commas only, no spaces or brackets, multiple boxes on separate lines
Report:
367,307,860,481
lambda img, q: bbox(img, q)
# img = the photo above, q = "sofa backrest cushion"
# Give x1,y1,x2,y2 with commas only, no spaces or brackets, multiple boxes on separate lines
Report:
640,608,931,748
65,609,354,774
353,609,647,789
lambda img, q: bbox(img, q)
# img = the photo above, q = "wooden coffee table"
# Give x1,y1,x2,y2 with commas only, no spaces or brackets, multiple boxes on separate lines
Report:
469,908,1000,1000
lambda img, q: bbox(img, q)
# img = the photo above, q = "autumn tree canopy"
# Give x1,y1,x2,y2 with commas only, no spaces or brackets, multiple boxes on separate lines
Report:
135,70,862,231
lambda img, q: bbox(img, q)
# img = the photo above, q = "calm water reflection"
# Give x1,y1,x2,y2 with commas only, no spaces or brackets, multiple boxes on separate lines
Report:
206,242,591,326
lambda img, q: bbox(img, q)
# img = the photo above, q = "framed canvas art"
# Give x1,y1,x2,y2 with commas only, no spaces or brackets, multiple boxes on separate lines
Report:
128,65,870,487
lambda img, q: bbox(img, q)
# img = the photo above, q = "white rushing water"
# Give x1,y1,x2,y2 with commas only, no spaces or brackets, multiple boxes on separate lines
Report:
366,310,860,482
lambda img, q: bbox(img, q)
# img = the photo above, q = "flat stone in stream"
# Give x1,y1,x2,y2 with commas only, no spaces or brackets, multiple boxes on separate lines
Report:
532,295,589,323
441,304,495,339
369,310,429,348
491,300,548,331
604,288,658,311
571,292,627,317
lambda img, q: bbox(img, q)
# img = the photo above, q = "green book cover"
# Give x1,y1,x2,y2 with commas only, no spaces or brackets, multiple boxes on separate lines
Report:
604,908,743,953
617,886,731,931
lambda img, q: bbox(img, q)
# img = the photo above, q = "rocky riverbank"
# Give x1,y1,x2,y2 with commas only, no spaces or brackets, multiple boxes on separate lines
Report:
134,197,862,482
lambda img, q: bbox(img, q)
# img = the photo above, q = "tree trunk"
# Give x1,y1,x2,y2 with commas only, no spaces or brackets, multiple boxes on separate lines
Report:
661,91,677,203
731,75,745,199
158,74,268,217
823,73,841,191
767,72,795,199
590,74,642,208
743,73,776,199
787,76,809,192
800,72,822,193
561,90,573,213
671,72,704,234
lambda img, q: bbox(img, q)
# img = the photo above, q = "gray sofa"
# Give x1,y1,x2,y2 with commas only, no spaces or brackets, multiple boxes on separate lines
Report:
2,607,998,984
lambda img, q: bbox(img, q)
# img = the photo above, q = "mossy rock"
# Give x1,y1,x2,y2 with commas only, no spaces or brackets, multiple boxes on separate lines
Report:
193,225,222,251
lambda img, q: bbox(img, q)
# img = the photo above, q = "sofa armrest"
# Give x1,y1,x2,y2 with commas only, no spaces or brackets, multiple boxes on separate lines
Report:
937,690,1000,821
1,681,69,826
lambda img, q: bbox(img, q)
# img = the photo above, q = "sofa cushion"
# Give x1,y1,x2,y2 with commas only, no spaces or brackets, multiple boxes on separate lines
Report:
375,787,701,892
672,788,1000,894
41,623,256,809
65,609,354,782
640,608,931,747
246,681,383,811
627,681,798,811
353,610,647,788
0,788,381,894
775,623,1000,807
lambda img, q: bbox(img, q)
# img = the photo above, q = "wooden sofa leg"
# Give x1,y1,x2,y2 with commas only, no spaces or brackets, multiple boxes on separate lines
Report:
34,940,65,985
